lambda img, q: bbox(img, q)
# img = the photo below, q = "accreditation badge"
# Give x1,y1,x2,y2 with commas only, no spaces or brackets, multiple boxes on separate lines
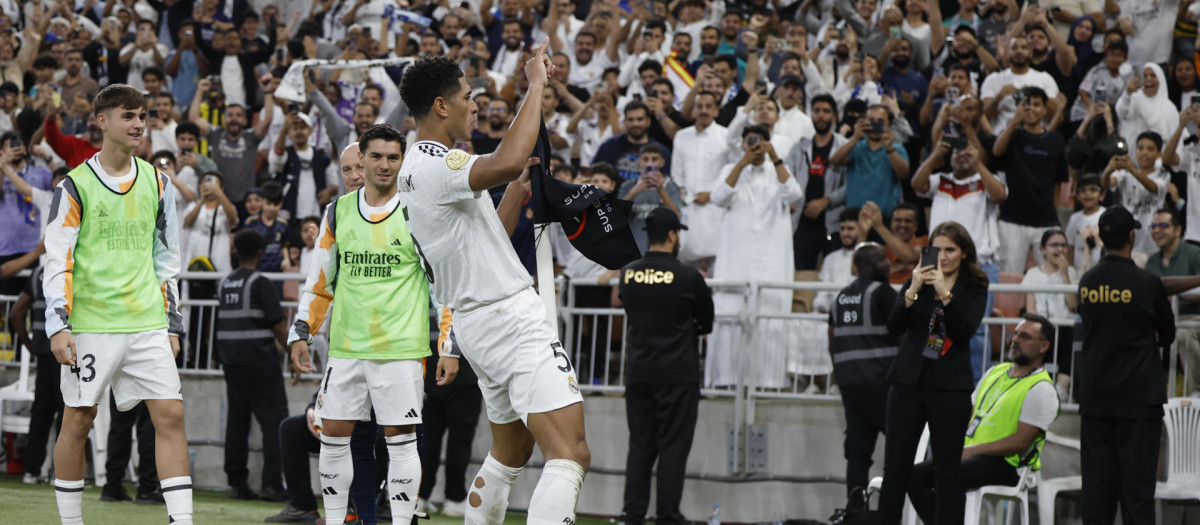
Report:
966,414,983,437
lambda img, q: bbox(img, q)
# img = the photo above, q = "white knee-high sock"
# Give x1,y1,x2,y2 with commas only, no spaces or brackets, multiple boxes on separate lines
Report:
463,452,523,525
527,459,586,525
318,435,354,525
386,433,421,522
161,476,193,525
54,478,84,525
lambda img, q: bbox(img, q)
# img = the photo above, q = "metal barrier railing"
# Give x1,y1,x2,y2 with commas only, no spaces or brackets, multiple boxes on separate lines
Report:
3,272,1198,472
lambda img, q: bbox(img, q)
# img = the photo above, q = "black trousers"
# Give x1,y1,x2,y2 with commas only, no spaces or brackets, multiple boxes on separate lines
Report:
622,383,700,524
277,415,381,518
106,394,157,488
908,454,1018,524
417,385,482,502
793,218,829,271
1081,416,1162,525
878,382,972,525
840,384,888,509
223,361,288,490
25,353,63,478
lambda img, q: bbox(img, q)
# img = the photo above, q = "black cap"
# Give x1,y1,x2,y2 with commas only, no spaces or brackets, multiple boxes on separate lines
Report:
779,75,804,87
644,207,688,235
953,24,977,38
1098,205,1141,238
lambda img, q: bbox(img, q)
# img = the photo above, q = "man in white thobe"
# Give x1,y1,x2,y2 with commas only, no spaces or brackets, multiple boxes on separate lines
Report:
672,90,730,268
704,125,803,388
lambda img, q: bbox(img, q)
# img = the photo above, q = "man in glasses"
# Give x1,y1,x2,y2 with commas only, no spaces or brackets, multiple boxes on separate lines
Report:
470,98,512,155
905,314,1060,524
1144,208,1200,398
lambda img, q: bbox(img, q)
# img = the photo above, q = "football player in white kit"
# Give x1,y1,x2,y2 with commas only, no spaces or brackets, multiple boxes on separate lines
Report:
396,41,589,524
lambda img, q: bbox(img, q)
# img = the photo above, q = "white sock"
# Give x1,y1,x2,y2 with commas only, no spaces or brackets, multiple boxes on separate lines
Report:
161,476,193,525
527,459,586,525
386,433,421,522
464,452,523,525
54,478,85,525
318,435,354,525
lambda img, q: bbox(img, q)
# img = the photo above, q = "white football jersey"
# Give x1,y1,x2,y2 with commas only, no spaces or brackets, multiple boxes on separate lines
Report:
396,140,533,311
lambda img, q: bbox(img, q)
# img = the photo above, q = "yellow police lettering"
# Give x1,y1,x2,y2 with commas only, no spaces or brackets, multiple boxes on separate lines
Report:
624,268,675,284
1080,286,1133,304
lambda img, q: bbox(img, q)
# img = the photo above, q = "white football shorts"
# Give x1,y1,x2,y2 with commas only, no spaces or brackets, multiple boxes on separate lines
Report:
315,357,424,426
60,329,183,412
454,289,584,424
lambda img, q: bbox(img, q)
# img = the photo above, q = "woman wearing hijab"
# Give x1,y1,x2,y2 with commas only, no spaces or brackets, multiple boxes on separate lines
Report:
1066,17,1101,95
1115,63,1181,167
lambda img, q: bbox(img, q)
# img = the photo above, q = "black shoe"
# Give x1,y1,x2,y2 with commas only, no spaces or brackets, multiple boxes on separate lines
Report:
259,486,288,503
412,511,430,525
229,484,260,500
264,504,321,523
135,486,165,505
100,483,132,502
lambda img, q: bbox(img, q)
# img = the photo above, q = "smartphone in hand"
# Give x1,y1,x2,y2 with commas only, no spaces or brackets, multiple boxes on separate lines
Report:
920,246,940,268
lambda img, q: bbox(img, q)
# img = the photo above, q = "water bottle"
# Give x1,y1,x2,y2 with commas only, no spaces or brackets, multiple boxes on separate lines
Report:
708,503,720,525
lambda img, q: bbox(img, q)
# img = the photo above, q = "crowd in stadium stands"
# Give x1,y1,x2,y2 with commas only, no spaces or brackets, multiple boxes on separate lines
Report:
2,0,1200,520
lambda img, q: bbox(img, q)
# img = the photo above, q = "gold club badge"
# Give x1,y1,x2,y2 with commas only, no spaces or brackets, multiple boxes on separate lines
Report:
445,150,471,170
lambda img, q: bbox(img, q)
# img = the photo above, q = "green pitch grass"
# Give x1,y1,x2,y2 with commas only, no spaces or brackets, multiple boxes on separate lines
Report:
0,474,614,524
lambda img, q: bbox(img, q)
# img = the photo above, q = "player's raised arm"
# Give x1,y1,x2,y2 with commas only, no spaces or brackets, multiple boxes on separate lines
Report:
468,37,554,191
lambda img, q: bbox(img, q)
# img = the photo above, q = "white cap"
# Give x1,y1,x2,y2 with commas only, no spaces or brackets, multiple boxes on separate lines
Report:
293,113,313,128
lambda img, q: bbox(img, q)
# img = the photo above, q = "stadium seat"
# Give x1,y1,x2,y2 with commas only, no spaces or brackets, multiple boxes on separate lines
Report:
964,464,1038,525
1154,398,1200,524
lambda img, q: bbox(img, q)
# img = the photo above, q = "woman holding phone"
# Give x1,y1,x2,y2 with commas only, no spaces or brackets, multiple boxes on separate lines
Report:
878,221,989,525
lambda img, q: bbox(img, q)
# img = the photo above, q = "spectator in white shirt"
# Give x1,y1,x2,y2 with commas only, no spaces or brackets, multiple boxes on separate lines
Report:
119,20,169,92
671,90,729,266
1022,229,1079,392
1064,174,1106,273
980,35,1060,134
1101,131,1169,258
1161,104,1200,246
146,93,180,155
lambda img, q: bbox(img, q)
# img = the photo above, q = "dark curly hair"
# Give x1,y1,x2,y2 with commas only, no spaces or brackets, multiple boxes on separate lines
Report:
399,56,466,120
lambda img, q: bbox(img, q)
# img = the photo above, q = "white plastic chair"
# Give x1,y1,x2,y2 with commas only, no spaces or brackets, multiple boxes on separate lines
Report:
1154,398,1200,523
0,344,35,434
965,464,1039,524
1036,431,1082,525
868,425,930,525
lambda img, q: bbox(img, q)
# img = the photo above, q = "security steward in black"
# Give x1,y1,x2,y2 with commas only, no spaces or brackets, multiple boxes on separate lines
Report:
11,266,63,484
880,221,990,525
616,207,714,525
215,229,290,502
829,244,899,509
1077,206,1175,525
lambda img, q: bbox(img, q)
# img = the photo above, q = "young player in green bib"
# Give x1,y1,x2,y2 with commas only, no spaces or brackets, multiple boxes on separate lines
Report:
42,84,193,524
288,125,457,525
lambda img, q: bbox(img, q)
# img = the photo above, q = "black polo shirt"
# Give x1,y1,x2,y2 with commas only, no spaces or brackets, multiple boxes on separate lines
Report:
1077,255,1175,419
617,251,714,384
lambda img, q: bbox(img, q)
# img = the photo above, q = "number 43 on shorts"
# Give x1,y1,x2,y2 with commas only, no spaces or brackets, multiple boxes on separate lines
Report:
550,342,573,373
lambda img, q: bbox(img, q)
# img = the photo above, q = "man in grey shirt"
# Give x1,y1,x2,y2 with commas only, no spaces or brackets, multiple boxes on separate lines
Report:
619,144,684,253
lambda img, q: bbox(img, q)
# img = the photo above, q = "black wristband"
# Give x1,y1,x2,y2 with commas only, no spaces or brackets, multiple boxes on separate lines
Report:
773,158,783,166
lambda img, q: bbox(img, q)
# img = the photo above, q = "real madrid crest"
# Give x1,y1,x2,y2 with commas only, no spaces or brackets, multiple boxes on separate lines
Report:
445,150,471,170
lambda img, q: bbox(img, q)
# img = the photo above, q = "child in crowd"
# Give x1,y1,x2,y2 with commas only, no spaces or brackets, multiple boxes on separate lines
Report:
243,181,291,274
1065,174,1106,273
